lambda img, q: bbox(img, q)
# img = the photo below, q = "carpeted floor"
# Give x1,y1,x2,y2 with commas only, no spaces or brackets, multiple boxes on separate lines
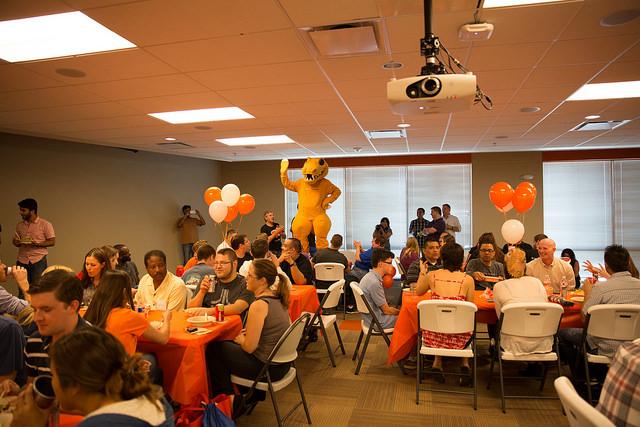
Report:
235,317,571,427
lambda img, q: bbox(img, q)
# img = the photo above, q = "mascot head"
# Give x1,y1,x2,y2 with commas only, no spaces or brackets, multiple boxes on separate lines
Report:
301,158,329,185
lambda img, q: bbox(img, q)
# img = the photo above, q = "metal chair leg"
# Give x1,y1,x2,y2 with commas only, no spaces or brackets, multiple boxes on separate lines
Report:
320,323,336,367
498,355,506,413
333,321,346,355
487,351,495,390
352,331,363,361
473,341,477,410
584,353,593,404
295,369,312,424
416,352,421,405
355,330,372,375
266,373,283,427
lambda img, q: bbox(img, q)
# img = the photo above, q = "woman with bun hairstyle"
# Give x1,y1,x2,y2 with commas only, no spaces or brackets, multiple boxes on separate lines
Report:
10,327,173,427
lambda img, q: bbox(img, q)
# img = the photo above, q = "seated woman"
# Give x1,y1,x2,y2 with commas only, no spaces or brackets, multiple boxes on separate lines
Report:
206,259,291,416
560,248,581,289
415,243,475,386
493,248,550,355
399,237,420,279
11,327,173,427
78,248,112,306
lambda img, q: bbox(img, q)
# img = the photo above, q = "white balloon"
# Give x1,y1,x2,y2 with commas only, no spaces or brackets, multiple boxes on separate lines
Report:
501,219,525,244
209,200,228,223
221,184,240,207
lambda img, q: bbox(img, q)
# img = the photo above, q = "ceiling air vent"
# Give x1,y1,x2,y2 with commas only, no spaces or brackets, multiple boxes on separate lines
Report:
156,141,193,149
364,129,406,139
570,120,630,132
304,21,380,56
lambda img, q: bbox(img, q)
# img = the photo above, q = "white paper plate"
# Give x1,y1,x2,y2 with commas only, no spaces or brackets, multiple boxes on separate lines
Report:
150,320,163,329
187,316,215,326
570,296,584,303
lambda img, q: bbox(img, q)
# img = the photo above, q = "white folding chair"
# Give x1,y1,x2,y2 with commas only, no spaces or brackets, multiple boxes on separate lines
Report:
581,304,640,404
230,313,312,427
554,377,614,427
314,262,346,318
487,302,564,413
340,250,356,266
416,300,478,409
304,280,346,367
350,282,394,375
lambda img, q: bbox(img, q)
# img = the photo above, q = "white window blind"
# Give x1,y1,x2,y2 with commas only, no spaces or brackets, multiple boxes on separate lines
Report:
613,160,640,250
543,161,612,250
407,164,472,249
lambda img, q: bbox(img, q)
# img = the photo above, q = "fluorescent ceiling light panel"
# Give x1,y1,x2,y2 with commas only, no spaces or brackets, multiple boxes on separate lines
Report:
483,0,566,8
567,81,640,101
0,11,136,62
149,107,254,124
217,135,295,146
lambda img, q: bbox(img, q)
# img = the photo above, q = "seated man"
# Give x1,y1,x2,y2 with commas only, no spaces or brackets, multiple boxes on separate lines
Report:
350,235,386,282
466,239,505,290
358,249,399,330
526,238,575,293
188,248,254,317
239,238,291,290
312,233,350,290
404,236,442,288
0,262,30,316
181,244,216,291
493,248,549,355
231,234,253,272
278,238,313,285
135,250,187,312
216,229,237,251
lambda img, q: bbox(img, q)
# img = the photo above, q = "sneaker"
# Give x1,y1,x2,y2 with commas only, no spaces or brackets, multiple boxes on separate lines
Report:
401,357,417,370
430,366,445,384
459,366,472,387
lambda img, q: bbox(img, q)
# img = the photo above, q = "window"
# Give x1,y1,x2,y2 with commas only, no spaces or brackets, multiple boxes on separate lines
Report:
285,164,472,250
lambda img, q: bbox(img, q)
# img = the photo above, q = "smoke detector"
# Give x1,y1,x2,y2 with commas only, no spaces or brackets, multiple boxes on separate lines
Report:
458,23,494,41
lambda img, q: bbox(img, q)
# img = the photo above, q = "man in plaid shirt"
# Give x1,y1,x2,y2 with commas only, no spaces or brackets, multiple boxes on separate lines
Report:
597,339,640,426
409,208,429,249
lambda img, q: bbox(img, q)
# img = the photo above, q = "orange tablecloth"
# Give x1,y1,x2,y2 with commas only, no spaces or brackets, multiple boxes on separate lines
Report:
137,311,242,405
387,290,584,365
289,285,320,320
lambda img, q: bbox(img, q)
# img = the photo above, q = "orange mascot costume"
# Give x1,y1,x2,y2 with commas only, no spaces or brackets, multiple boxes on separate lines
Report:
280,158,341,253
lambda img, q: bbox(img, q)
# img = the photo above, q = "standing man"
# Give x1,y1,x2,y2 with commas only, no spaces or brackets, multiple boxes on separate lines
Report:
442,204,461,239
409,208,429,250
423,206,446,240
14,198,55,289
526,238,575,293
177,205,206,265
465,240,505,290
260,211,285,257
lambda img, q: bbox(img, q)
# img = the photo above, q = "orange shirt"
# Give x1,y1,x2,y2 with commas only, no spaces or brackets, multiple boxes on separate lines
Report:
105,307,149,355
184,256,197,270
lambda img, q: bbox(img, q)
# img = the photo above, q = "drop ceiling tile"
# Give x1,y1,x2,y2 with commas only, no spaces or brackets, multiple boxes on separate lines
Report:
146,30,310,73
559,0,640,40
466,41,550,72
279,0,379,27
219,83,337,106
119,92,231,113
78,74,210,101
524,63,604,88
0,0,72,20
21,49,179,84
319,54,398,82
188,61,324,91
539,34,639,67
86,0,291,46
0,102,140,126
475,68,531,90
592,60,640,83
513,85,579,103
0,65,66,91
347,97,393,112
335,77,387,99
0,86,108,111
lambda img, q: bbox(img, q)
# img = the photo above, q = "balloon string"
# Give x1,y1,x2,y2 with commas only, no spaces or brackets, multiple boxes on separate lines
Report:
219,222,225,242
237,215,243,232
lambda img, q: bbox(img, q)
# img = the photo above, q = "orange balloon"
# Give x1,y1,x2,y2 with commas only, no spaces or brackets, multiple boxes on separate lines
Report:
382,274,394,289
237,194,256,215
512,186,535,213
489,182,514,209
204,187,222,206
517,181,537,198
224,203,238,223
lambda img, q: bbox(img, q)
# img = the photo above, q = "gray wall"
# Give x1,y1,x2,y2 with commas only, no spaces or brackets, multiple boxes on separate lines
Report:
0,133,222,294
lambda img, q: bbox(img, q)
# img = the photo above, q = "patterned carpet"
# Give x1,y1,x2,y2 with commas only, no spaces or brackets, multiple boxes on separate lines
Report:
235,317,571,427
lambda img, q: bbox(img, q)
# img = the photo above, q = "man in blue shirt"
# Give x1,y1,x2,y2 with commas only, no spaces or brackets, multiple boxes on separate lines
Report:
345,235,386,312
359,248,399,330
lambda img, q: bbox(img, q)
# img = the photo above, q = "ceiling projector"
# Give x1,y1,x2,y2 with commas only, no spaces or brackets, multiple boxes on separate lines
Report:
387,73,477,115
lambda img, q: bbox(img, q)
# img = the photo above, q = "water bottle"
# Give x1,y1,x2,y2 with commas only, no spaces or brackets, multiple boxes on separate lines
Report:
560,276,568,298
543,274,552,296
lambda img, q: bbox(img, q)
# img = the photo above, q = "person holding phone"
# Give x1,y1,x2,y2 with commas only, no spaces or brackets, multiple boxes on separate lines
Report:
177,204,206,265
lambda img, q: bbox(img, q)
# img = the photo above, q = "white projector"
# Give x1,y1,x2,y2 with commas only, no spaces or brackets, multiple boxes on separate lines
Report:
387,73,477,115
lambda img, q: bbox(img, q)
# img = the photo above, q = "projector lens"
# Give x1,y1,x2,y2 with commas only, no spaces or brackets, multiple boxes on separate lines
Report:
421,77,441,97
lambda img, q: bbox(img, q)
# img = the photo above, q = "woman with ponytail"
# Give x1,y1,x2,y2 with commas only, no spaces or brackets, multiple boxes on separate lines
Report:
11,327,172,427
205,258,292,416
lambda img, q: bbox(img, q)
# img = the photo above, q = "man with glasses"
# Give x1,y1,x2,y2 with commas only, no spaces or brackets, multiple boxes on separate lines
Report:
358,249,399,330
465,239,505,290
187,248,254,317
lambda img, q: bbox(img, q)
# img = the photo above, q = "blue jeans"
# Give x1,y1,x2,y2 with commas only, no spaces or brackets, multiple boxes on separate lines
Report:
16,256,47,298
181,244,194,265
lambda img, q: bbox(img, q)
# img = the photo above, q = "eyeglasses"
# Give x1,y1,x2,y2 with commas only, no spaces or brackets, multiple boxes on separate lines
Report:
381,260,393,264
214,261,231,266
480,249,495,253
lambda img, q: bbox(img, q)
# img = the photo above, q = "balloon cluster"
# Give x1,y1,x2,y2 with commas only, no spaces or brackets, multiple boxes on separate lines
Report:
204,184,255,224
489,181,537,244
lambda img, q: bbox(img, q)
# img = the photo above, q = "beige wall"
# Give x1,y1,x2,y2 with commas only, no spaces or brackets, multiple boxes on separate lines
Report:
220,160,284,239
471,151,544,246
0,133,222,294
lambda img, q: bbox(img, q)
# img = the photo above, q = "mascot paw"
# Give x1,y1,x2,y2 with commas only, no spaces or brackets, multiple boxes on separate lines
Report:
280,158,289,174
322,201,331,210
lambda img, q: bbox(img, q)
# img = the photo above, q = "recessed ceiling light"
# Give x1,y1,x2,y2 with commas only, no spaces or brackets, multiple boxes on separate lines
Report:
567,81,640,101
216,135,295,146
353,146,363,152
55,68,86,78
600,9,640,27
495,135,509,139
397,123,411,128
164,137,177,141
382,61,403,69
520,106,541,113
149,107,254,124
585,115,601,120
418,106,425,110
482,0,565,8
0,11,136,63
